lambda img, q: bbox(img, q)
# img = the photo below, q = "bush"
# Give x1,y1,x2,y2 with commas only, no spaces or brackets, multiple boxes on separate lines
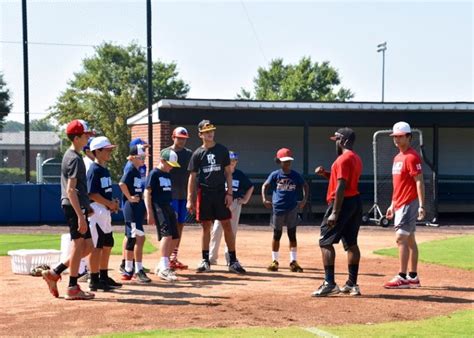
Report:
0,168,36,184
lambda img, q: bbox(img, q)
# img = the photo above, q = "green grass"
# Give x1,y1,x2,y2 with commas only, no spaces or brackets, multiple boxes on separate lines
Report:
0,233,156,256
374,235,474,270
321,309,474,337
101,327,314,338
99,310,474,337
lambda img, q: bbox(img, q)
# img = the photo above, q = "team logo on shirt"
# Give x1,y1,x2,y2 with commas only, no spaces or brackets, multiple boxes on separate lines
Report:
232,179,240,192
276,178,296,191
202,153,221,173
133,177,142,193
159,177,172,191
100,176,113,192
392,162,403,175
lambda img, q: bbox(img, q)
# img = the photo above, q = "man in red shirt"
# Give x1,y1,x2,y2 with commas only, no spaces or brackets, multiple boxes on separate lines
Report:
312,128,363,297
384,121,425,289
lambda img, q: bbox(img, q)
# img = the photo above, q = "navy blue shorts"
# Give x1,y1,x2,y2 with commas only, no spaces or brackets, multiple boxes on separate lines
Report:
123,201,146,238
153,203,179,241
171,199,187,224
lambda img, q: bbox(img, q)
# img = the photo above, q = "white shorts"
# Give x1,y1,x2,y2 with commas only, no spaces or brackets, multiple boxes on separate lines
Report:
88,202,113,248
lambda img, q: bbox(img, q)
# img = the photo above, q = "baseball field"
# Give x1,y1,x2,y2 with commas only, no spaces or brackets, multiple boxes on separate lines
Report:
1,224,473,337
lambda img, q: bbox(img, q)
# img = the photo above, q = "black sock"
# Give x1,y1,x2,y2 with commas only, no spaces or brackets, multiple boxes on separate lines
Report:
347,264,359,286
69,276,78,287
53,263,68,275
409,271,417,279
90,272,100,284
202,250,210,262
100,269,108,281
121,259,125,267
228,251,237,264
399,272,407,279
324,265,335,284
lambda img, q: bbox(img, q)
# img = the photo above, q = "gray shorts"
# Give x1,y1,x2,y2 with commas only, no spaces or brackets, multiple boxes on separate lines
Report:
394,199,419,235
270,207,300,230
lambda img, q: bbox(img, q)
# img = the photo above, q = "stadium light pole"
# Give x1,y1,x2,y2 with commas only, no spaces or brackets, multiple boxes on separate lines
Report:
377,42,387,102
146,0,153,168
22,0,31,182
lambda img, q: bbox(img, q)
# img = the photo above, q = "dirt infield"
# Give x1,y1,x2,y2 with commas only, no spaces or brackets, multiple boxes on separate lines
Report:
1,225,473,336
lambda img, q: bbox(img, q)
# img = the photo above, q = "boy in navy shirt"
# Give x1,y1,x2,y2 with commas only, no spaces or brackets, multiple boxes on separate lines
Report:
87,136,121,291
261,148,308,273
209,151,254,265
119,144,151,283
144,148,181,282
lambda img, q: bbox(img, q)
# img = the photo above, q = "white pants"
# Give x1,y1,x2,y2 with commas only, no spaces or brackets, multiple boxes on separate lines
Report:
209,199,242,264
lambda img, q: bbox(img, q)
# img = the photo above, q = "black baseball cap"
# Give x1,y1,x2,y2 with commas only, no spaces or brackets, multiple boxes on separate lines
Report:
330,127,356,145
198,120,216,133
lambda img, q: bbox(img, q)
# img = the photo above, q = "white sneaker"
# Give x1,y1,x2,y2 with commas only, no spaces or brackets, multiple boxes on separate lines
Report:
158,268,177,282
407,275,421,288
196,259,211,273
340,284,361,296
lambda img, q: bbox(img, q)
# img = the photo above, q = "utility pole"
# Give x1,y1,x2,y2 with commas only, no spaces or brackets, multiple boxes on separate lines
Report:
377,42,387,102
146,0,153,168
22,0,31,182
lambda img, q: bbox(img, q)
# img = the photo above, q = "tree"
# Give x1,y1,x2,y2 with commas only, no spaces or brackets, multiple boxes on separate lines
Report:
0,72,12,130
237,57,354,101
49,42,190,179
31,118,56,132
2,120,23,132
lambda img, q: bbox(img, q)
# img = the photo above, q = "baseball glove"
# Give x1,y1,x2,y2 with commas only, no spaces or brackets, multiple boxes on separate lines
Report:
30,264,51,277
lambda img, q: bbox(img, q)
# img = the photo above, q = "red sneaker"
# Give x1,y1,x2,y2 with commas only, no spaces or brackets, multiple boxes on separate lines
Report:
65,285,95,300
170,260,188,270
383,275,410,289
121,271,133,281
41,270,61,298
407,276,421,288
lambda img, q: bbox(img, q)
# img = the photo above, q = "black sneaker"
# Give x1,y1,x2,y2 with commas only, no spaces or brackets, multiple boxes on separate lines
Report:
89,280,112,292
136,269,152,283
311,281,340,297
107,277,123,289
196,260,211,273
119,263,126,274
229,261,246,274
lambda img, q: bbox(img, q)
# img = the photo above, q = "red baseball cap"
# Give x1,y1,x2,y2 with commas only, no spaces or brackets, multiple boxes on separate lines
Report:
66,119,94,136
172,127,189,139
276,148,294,161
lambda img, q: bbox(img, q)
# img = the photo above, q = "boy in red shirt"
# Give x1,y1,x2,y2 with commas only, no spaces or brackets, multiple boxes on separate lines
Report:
312,128,363,297
384,122,425,289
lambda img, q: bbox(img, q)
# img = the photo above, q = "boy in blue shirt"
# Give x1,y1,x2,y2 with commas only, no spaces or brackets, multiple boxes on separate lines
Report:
261,148,308,273
119,144,151,283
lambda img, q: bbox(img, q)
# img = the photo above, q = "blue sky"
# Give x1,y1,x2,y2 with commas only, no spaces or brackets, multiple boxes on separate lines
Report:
1,0,472,122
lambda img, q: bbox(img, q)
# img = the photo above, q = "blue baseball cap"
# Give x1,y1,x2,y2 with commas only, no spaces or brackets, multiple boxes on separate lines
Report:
129,138,150,148
83,137,94,151
229,151,238,160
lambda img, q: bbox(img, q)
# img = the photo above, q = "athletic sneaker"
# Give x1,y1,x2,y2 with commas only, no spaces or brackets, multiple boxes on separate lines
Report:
383,275,410,289
89,280,112,292
107,277,123,289
289,261,304,273
311,281,340,297
407,275,421,288
267,260,279,272
65,285,95,300
121,270,134,281
340,284,361,296
229,261,246,274
158,268,177,282
78,272,90,283
121,262,150,274
136,270,152,283
41,270,61,298
196,259,211,273
142,266,151,274
170,259,188,270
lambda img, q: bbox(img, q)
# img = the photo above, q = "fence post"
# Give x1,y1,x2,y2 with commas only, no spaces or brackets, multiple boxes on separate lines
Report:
36,153,43,184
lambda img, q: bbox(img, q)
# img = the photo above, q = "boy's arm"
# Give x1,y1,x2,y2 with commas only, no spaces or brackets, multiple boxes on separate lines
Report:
224,165,233,208
89,193,118,211
119,182,140,203
186,172,197,213
261,181,272,208
328,179,346,227
240,185,254,205
144,188,155,225
298,181,309,210
67,177,88,234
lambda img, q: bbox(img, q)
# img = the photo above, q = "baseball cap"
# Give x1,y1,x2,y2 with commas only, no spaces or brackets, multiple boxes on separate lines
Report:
276,148,294,162
66,119,94,136
390,121,412,136
83,137,94,151
330,127,356,145
129,144,147,156
160,148,180,168
198,120,216,133
172,127,189,139
229,151,238,160
129,138,150,148
90,136,116,151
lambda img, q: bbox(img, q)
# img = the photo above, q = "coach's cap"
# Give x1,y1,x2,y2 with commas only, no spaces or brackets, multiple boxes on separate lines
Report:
276,148,294,162
330,127,356,144
83,137,94,151
198,120,216,133
90,136,116,151
129,144,147,156
172,127,189,139
66,119,94,136
229,151,238,160
390,121,412,136
129,137,150,148
160,148,180,168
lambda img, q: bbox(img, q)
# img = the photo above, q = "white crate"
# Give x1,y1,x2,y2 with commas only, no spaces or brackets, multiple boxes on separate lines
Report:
7,249,61,275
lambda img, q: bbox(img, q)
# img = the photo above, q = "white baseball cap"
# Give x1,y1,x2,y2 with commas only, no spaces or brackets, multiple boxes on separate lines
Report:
90,136,116,151
390,121,411,136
